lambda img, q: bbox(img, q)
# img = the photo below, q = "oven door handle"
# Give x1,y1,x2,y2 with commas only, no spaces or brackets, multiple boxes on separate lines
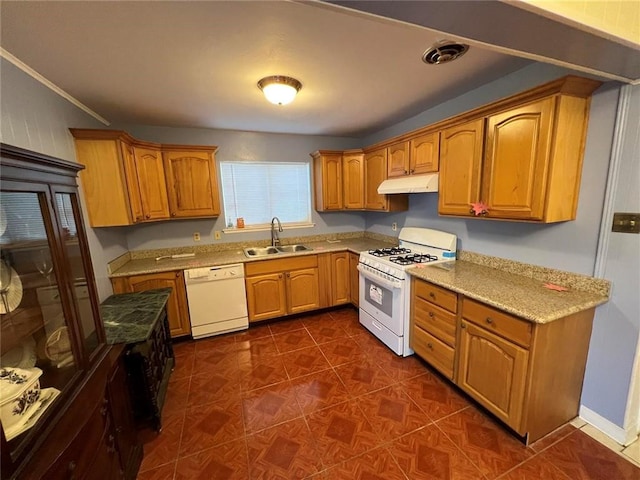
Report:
357,265,403,289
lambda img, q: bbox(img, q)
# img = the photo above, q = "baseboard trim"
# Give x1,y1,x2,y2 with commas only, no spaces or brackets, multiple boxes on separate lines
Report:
580,405,639,446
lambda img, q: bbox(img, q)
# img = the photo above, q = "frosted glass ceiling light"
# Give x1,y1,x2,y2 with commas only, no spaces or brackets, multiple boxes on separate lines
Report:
257,76,302,105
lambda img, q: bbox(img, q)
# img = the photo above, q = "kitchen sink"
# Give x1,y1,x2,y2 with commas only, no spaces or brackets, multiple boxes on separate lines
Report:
243,244,312,258
276,245,312,253
243,246,280,257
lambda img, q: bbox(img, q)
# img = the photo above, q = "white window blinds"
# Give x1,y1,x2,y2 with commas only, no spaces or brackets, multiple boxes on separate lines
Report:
220,162,311,227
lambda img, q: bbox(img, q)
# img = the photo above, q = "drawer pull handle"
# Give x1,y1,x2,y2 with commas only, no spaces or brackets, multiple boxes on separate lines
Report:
428,311,434,318
427,342,433,349
429,292,435,299
486,317,493,324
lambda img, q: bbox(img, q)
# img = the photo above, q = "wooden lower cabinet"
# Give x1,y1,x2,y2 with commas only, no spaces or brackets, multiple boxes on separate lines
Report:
458,320,528,429
330,252,350,305
349,252,359,306
245,256,320,323
411,277,596,443
111,271,191,338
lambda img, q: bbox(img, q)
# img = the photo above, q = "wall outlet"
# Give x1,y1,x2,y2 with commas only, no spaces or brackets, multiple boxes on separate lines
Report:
214,231,222,240
391,222,398,231
193,232,201,241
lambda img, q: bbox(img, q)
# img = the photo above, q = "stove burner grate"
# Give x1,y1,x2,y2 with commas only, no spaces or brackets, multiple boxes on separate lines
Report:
389,253,440,265
368,247,411,257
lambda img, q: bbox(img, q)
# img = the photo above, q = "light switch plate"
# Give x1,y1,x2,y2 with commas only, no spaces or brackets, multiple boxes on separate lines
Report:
612,213,640,233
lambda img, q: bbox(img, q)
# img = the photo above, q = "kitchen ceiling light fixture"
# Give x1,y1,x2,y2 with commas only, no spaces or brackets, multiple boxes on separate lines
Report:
257,75,302,105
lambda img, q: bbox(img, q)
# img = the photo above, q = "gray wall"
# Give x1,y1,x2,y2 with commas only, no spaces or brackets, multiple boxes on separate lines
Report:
114,125,365,251
582,84,640,428
0,58,129,300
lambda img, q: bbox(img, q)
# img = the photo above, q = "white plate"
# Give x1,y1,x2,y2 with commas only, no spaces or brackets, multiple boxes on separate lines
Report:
0,264,23,314
0,206,6,237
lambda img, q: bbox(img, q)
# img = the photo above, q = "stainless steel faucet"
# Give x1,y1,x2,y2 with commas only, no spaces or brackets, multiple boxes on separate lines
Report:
271,217,283,247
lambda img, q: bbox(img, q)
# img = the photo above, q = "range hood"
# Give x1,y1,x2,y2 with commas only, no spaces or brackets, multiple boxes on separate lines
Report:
377,173,439,194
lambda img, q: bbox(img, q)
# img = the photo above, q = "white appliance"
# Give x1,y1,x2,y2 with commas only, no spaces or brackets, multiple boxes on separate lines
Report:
184,264,248,339
358,227,457,356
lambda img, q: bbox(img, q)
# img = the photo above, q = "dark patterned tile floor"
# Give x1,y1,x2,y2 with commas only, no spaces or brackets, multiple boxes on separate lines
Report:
137,307,640,479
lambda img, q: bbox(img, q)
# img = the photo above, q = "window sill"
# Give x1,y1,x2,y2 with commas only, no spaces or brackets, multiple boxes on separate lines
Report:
222,222,316,234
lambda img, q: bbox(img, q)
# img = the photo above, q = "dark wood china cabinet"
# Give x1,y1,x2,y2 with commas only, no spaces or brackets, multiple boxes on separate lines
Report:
0,145,141,480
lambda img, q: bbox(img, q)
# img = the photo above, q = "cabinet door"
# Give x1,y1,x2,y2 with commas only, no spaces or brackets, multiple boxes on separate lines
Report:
246,273,287,322
438,119,484,216
124,271,190,338
410,132,439,174
286,268,320,314
483,99,553,220
120,141,144,224
364,148,388,210
458,320,528,430
313,153,343,211
349,252,359,306
132,146,170,221
74,138,136,227
342,153,364,209
163,149,220,218
387,142,409,178
330,252,350,306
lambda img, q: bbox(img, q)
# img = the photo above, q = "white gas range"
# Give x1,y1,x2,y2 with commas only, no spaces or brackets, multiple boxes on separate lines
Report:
357,227,457,356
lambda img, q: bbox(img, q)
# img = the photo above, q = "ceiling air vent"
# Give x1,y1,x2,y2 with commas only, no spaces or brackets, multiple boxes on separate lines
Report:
422,41,469,65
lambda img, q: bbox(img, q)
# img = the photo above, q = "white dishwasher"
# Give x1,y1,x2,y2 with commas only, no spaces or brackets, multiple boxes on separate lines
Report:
185,264,248,339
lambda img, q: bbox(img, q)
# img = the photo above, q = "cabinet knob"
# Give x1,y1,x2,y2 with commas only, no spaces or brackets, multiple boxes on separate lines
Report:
461,323,466,329
279,274,283,279
171,212,176,217
135,216,142,222
410,169,415,174
404,170,408,175
286,272,291,278
486,317,493,324
429,292,435,299
427,342,433,349
145,214,150,219
68,461,77,473
428,311,434,318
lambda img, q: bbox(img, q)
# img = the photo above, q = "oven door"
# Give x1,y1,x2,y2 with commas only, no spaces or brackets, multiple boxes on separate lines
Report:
357,265,404,336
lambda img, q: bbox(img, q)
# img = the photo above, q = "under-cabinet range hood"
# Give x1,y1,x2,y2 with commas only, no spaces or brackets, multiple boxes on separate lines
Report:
377,173,439,194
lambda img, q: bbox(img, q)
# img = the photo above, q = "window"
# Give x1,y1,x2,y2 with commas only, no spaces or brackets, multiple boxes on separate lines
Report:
220,161,312,229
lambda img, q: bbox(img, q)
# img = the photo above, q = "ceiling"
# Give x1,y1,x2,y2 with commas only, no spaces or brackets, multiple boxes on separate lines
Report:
1,1,632,137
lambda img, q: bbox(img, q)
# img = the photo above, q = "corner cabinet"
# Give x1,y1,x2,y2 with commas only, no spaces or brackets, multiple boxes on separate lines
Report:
0,145,140,479
70,129,221,226
438,76,601,222
111,271,191,338
410,277,597,444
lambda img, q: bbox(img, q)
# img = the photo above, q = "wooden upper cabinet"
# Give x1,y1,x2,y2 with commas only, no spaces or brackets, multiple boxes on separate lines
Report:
342,150,364,209
312,151,343,211
438,119,485,217
387,141,410,177
438,76,600,222
483,98,553,221
71,129,221,226
133,145,170,221
364,148,388,210
163,147,220,218
410,131,439,174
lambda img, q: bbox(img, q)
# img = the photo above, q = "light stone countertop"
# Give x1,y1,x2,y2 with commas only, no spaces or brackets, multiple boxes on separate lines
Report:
407,260,609,324
108,237,395,278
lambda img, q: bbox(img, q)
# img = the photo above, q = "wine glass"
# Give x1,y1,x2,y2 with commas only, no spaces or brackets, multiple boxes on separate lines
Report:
35,249,54,285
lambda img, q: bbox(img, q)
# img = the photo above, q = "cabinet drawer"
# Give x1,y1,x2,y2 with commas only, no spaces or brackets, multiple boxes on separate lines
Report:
411,326,455,379
245,255,318,276
414,279,457,313
462,298,532,348
413,296,457,347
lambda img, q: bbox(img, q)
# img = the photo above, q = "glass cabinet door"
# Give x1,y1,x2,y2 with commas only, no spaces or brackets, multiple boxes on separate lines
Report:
0,189,79,450
53,191,104,361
